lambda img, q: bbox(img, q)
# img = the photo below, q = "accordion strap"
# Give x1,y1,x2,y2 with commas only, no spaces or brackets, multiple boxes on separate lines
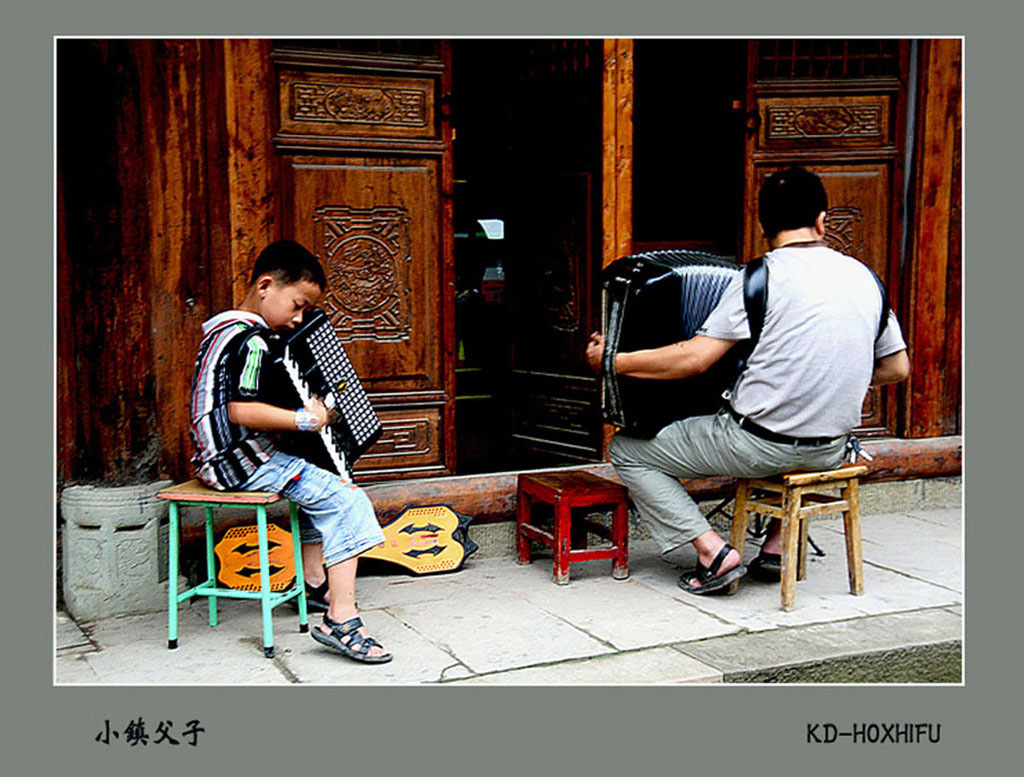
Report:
743,257,769,345
742,255,890,350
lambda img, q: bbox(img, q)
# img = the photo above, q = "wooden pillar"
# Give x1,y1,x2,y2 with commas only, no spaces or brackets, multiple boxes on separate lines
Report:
223,39,280,305
903,39,962,438
601,38,634,270
601,38,634,458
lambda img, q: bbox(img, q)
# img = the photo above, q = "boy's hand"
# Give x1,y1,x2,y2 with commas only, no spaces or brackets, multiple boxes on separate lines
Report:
586,332,606,374
304,397,332,430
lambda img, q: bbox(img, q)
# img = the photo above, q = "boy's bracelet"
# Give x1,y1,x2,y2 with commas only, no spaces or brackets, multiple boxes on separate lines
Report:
295,408,321,432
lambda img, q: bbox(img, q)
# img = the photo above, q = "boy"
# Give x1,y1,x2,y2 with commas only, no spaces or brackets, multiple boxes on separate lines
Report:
189,239,391,663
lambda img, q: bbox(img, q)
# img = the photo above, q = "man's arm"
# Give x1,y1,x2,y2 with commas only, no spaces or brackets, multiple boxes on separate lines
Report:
871,349,910,385
586,333,737,380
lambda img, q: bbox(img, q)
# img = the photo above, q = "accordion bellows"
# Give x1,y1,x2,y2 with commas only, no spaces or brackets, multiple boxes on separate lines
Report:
269,308,382,476
602,250,745,438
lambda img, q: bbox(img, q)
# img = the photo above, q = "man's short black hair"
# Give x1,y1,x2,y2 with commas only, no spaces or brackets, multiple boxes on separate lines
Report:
758,167,829,239
250,239,327,290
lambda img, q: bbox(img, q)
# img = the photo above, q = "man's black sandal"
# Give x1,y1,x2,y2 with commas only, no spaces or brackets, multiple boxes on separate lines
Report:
748,550,782,582
311,615,393,664
678,544,747,595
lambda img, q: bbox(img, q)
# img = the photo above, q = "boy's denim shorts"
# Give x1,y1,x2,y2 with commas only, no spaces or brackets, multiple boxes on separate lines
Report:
241,450,384,568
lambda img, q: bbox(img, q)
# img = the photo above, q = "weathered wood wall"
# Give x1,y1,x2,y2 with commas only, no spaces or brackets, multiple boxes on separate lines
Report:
58,40,233,484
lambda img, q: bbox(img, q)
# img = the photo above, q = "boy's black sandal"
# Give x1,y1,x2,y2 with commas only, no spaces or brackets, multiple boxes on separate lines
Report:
677,543,747,595
311,615,393,664
289,568,331,613
302,579,330,612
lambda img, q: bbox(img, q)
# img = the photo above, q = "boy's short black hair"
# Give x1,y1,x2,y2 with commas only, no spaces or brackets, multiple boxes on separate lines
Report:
758,167,828,239
250,240,327,290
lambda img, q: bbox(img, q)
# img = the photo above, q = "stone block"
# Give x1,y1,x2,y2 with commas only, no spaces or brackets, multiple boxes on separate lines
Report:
61,480,185,621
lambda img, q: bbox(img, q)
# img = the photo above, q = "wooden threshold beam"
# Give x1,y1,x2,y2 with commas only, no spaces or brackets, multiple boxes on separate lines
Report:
363,435,961,525
179,435,960,545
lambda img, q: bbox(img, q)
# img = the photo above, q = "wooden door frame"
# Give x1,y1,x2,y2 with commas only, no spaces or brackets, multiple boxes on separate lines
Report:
600,39,634,459
901,38,962,438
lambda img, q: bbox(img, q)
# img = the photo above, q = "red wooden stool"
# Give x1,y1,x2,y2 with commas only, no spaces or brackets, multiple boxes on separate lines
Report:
516,471,630,585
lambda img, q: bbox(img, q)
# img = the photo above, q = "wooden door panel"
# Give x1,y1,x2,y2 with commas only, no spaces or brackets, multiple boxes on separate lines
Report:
744,163,890,281
286,156,443,394
745,161,893,433
277,69,438,142
354,406,446,475
756,94,895,150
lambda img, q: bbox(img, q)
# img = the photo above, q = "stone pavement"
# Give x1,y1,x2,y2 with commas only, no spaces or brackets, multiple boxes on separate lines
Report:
55,505,962,685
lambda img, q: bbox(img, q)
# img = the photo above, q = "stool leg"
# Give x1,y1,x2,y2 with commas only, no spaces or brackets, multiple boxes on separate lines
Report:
516,491,533,565
727,480,751,595
167,501,180,650
842,479,864,596
780,487,802,612
612,500,629,580
256,505,275,658
289,501,309,632
553,497,571,585
205,506,218,627
797,502,809,582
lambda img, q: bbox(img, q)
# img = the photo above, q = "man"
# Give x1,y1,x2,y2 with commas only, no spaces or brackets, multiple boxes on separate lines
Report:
586,167,909,594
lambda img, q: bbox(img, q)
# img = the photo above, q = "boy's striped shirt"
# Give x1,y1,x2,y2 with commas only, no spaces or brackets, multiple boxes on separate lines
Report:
189,311,277,490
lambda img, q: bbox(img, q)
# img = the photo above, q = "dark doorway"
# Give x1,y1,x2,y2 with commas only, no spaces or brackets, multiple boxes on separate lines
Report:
450,40,604,474
632,40,748,255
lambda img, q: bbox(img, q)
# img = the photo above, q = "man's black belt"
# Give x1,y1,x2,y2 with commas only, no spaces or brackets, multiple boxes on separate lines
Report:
727,406,842,447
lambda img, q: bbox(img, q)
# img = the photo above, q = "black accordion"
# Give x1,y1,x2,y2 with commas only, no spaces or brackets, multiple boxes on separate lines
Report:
601,250,746,438
267,308,382,476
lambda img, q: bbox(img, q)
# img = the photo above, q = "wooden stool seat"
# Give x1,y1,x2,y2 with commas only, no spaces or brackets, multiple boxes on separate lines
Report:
516,471,630,585
728,465,868,611
157,479,309,658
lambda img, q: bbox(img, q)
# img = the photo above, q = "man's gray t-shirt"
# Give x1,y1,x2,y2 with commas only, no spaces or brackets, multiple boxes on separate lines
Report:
697,244,907,438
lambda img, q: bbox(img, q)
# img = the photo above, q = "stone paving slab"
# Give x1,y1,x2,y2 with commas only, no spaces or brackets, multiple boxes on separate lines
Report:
676,607,963,683
629,522,961,632
448,646,722,685
388,590,615,675
55,653,101,683
818,512,962,591
903,506,963,529
69,605,291,684
354,558,509,609
502,559,739,650
276,608,473,685
56,610,95,655
53,506,964,686
837,510,961,551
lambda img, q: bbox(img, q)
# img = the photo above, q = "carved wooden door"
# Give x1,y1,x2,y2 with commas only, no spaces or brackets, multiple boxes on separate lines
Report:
741,40,912,436
272,44,455,480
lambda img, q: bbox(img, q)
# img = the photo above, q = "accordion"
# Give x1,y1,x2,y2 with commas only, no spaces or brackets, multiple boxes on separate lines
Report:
267,308,382,476
601,250,746,438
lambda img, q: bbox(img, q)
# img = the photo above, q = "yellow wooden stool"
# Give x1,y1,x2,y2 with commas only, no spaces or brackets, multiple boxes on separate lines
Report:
727,465,868,611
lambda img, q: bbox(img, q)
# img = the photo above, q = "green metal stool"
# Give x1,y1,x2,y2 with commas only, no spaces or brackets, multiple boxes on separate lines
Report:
156,479,308,658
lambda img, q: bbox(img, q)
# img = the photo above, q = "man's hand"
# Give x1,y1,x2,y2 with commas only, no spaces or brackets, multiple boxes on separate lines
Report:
586,332,606,374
